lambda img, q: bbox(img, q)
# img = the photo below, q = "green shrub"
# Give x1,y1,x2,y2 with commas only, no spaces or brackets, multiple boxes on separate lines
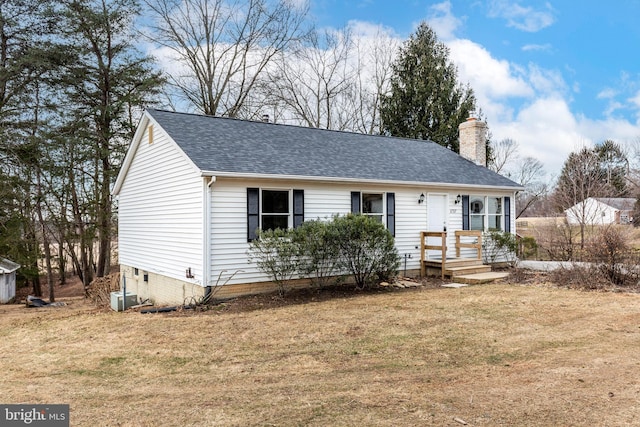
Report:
248,228,301,296
292,219,342,288
249,214,400,292
482,230,518,266
331,214,400,289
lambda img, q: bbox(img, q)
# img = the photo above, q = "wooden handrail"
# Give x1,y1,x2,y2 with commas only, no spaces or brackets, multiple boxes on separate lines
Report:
420,231,447,279
420,230,483,279
455,230,482,259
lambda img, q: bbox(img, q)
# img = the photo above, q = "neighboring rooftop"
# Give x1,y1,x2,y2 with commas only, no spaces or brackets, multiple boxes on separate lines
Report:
146,109,522,189
594,198,635,211
0,258,19,273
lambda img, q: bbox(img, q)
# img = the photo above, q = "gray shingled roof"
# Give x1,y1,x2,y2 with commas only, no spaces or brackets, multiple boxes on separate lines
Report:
594,198,635,211
147,109,522,189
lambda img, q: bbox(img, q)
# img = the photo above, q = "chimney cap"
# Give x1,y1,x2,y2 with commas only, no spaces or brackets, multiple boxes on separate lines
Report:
261,114,269,123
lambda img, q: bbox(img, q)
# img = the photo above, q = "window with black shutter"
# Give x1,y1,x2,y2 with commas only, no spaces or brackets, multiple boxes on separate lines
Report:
247,188,304,241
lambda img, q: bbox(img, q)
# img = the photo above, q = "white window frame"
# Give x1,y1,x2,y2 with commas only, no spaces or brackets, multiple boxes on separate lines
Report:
260,188,293,230
360,192,386,226
469,195,504,231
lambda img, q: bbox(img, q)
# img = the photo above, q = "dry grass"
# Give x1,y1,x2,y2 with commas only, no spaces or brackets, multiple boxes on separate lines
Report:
2,284,640,426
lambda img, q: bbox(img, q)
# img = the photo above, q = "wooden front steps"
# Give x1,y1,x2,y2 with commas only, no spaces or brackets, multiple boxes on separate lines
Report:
420,230,508,285
423,258,491,278
454,271,510,285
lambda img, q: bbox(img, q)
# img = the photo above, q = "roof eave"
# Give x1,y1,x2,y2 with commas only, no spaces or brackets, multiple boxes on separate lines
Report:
200,170,524,191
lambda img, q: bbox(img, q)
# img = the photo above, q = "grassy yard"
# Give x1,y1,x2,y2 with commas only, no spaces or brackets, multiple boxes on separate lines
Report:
2,283,640,426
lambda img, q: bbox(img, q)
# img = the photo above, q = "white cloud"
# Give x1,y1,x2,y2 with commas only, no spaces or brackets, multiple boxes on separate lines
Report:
521,43,552,52
488,0,555,32
527,64,567,95
597,88,618,99
426,1,463,41
491,97,585,178
427,3,640,177
346,19,398,39
629,91,640,109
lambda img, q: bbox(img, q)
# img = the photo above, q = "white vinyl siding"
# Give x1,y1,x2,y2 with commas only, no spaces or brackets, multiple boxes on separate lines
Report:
118,125,204,284
210,180,447,284
0,272,16,303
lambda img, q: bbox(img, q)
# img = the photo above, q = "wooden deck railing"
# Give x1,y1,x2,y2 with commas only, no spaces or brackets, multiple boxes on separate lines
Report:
420,230,483,278
420,231,447,278
454,230,482,259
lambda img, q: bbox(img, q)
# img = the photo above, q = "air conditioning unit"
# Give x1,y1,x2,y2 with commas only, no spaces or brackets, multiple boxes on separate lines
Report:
110,291,138,311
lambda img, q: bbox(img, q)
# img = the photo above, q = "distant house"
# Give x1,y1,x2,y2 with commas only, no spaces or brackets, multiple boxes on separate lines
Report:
565,197,635,226
113,110,523,305
0,258,20,303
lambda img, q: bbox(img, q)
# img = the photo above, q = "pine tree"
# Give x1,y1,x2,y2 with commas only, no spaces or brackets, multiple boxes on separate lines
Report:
54,0,164,283
380,22,476,152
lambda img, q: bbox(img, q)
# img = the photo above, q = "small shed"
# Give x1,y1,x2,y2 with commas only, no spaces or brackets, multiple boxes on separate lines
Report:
0,258,20,303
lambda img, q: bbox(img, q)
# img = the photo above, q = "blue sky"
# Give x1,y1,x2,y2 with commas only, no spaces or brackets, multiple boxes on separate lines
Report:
309,0,640,178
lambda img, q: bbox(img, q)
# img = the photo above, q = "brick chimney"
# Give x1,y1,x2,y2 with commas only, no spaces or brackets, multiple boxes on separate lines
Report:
458,117,487,167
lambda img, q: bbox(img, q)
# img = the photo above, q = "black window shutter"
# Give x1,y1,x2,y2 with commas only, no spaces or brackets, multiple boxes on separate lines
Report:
293,189,304,228
462,195,470,230
351,191,361,214
247,188,259,242
504,196,511,233
386,192,395,237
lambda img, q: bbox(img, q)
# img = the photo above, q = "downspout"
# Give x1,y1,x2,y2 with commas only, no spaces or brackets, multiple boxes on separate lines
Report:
203,176,216,300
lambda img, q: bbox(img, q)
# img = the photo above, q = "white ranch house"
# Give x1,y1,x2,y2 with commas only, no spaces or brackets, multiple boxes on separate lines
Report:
565,197,635,226
113,110,523,305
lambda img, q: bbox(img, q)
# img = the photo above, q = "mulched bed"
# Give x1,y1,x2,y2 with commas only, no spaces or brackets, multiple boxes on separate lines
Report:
198,277,446,314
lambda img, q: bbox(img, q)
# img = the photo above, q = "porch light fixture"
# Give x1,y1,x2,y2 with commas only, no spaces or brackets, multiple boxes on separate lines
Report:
455,194,461,204
418,193,425,204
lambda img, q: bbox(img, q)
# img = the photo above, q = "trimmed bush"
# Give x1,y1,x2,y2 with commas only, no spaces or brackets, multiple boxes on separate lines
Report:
292,219,342,287
331,214,400,289
248,214,400,292
248,228,301,295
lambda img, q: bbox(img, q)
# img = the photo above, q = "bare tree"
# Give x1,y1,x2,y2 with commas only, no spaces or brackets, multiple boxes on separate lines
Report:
144,0,310,117
513,157,548,218
349,26,398,135
487,138,547,218
554,147,608,249
488,138,518,175
264,27,355,129
260,23,398,133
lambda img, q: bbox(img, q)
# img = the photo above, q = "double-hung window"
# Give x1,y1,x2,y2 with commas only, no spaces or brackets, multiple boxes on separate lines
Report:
362,193,384,223
351,191,395,236
247,188,304,241
261,190,290,231
469,196,485,231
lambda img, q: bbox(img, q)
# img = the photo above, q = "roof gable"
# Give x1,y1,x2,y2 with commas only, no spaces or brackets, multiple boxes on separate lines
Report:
141,109,522,189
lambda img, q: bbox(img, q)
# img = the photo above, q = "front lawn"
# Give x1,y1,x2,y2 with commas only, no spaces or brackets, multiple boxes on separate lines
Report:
2,283,639,426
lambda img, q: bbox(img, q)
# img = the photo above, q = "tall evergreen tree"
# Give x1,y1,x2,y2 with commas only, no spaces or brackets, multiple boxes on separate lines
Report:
594,139,629,196
0,0,59,295
54,0,164,284
380,22,476,152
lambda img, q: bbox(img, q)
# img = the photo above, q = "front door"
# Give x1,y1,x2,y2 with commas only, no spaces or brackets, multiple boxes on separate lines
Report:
427,194,448,259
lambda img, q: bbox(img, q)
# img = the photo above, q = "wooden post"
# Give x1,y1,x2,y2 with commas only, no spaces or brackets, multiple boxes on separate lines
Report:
420,231,447,279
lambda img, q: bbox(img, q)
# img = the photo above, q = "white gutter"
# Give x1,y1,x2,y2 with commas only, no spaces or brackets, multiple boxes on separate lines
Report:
199,170,524,192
